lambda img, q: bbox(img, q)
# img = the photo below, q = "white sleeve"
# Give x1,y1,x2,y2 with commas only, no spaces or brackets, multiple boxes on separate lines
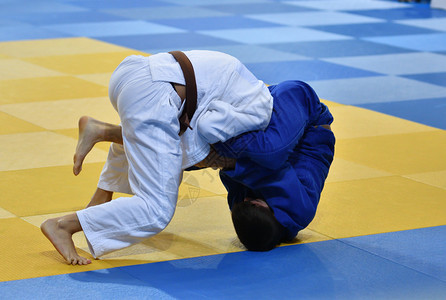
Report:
196,56,273,144
197,77,273,144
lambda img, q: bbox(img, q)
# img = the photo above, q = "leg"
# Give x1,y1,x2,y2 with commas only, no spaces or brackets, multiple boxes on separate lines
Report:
97,142,133,195
75,79,183,258
40,213,91,265
73,116,123,175
87,187,113,208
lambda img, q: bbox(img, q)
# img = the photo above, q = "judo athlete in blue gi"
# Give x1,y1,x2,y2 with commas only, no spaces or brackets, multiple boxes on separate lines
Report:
205,80,335,251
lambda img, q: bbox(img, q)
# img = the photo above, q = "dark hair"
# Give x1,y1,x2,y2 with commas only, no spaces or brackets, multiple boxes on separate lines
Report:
231,201,285,251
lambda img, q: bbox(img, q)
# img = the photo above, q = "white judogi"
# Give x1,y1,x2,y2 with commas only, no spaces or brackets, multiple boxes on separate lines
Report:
76,51,273,257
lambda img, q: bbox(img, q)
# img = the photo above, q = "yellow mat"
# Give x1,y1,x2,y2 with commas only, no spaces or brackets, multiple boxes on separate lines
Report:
1,38,445,282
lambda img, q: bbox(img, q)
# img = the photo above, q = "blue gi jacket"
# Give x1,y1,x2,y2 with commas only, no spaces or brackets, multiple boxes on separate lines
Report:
213,81,335,240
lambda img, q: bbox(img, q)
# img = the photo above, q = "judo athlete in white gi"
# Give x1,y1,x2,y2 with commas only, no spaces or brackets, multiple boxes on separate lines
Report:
40,50,274,265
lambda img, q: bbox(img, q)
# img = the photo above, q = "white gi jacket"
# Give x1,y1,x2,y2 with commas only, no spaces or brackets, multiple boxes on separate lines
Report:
76,51,273,257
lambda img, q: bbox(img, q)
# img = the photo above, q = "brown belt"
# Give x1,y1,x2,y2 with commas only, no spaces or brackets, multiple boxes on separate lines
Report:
169,51,197,136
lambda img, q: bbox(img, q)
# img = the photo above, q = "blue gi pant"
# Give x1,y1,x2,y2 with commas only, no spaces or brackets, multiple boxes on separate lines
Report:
214,80,335,240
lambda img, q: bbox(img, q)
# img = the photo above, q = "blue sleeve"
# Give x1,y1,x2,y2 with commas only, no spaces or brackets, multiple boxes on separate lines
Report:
219,172,250,209
220,171,264,210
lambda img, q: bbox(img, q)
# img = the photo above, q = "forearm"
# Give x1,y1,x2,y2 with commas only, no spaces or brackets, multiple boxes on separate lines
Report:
194,146,236,169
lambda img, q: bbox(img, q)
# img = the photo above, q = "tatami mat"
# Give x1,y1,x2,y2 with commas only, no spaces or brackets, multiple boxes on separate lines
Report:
1,0,445,298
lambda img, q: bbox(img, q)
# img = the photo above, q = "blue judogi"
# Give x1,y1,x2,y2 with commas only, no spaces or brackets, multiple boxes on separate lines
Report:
213,81,335,240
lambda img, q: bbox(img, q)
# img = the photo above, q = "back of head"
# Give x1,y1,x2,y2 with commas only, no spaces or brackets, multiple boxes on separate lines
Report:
231,201,285,251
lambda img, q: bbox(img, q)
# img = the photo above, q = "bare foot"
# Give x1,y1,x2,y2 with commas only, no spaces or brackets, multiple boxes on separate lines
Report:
41,218,91,265
73,116,102,176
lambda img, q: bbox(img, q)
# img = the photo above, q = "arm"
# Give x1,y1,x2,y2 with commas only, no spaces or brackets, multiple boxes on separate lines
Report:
194,145,236,169
197,62,273,144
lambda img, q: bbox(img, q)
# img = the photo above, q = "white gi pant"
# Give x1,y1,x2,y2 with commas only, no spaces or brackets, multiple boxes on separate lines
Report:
76,56,184,258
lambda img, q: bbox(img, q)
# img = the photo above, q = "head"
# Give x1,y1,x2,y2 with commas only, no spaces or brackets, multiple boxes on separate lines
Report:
231,197,285,251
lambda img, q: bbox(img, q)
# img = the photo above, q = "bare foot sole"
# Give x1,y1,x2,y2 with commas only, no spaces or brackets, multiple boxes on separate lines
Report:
41,218,91,265
73,116,101,176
